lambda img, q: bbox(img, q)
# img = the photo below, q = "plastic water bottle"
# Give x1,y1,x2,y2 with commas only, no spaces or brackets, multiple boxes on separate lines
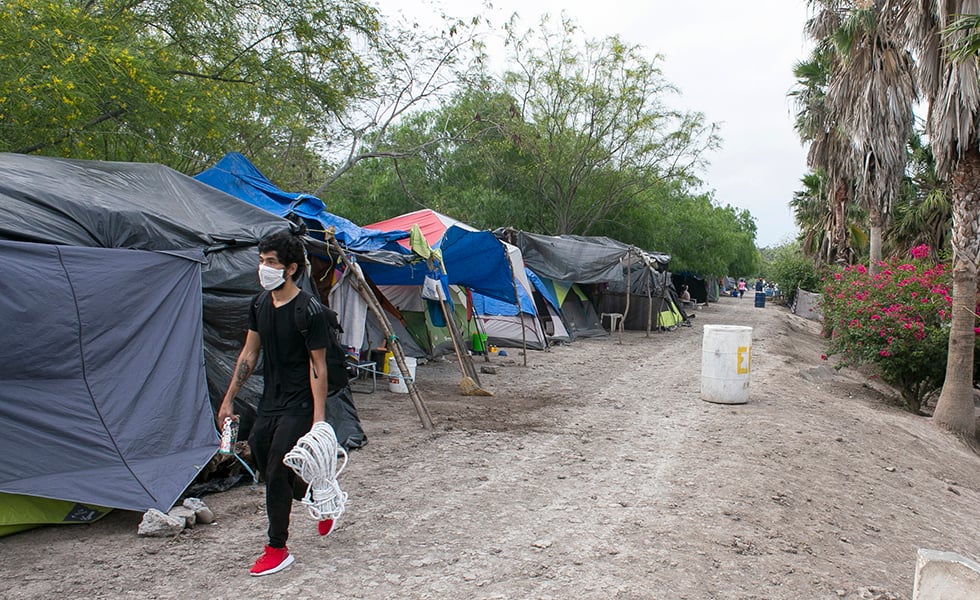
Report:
219,417,238,454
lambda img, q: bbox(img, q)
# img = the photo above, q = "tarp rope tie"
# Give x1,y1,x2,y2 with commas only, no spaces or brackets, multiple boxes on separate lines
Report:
283,421,348,522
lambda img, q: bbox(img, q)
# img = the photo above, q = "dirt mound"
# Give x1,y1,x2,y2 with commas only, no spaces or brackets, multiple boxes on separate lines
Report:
2,297,979,599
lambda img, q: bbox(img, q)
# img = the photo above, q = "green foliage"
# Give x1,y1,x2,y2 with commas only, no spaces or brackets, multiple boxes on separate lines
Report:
329,42,744,275
597,187,758,276
0,0,380,173
764,241,820,304
493,15,719,235
884,130,952,258
819,246,977,412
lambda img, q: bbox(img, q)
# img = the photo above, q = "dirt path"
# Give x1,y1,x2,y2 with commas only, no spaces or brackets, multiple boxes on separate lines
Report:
3,297,980,600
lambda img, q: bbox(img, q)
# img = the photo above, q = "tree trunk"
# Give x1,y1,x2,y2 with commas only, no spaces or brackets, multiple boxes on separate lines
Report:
832,181,849,264
868,204,883,276
933,148,980,439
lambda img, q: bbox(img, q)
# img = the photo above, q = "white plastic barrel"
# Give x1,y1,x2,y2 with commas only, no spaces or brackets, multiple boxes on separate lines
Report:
387,356,417,394
700,325,753,404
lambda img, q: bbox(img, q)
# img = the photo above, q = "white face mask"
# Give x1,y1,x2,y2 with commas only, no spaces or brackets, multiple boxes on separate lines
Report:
258,264,286,290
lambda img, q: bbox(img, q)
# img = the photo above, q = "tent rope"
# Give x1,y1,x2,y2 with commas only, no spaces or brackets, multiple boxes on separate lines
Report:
283,421,348,522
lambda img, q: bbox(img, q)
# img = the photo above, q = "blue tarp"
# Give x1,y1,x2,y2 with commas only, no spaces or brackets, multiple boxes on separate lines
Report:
197,154,523,312
471,276,538,317
526,269,562,312
439,226,521,305
195,152,407,252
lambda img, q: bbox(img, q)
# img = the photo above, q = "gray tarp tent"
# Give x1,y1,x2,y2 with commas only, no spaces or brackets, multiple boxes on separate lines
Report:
0,241,214,512
504,230,633,284
0,153,292,513
499,229,686,333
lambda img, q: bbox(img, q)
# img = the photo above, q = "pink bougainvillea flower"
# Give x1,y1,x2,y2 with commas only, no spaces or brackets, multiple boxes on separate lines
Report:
911,244,930,259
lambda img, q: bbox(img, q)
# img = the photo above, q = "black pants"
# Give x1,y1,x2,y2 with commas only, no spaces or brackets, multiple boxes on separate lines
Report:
249,413,311,548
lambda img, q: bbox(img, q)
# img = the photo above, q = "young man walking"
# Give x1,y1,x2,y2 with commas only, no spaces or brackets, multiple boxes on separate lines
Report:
217,230,336,577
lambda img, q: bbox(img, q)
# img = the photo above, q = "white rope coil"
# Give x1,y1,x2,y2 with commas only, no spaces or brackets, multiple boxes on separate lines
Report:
283,421,348,522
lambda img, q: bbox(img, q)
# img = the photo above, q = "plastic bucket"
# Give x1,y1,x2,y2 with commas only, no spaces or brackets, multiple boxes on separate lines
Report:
472,332,487,353
387,356,417,394
700,325,752,404
754,291,766,308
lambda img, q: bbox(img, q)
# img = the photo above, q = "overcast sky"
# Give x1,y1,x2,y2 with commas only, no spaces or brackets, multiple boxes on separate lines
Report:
374,0,812,247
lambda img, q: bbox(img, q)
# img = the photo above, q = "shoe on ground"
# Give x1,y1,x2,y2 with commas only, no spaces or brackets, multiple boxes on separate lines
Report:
318,518,337,536
250,545,294,576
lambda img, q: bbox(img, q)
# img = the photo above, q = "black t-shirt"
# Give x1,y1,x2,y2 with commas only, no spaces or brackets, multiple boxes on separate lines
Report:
755,279,764,292
249,292,329,416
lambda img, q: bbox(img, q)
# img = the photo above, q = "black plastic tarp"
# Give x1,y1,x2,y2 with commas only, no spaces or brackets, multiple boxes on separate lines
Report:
0,241,216,512
503,231,632,284
0,153,294,415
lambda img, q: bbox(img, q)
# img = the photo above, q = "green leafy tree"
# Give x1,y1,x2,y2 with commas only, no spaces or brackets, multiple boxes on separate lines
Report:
312,11,488,195
603,183,758,277
0,0,382,174
492,14,719,235
765,241,821,304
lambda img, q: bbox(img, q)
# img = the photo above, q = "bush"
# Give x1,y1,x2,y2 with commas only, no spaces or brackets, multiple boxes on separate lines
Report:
766,242,820,304
820,245,957,413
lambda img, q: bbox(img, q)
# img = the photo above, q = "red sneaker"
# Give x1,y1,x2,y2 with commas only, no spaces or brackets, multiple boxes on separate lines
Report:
249,545,294,576
318,518,336,537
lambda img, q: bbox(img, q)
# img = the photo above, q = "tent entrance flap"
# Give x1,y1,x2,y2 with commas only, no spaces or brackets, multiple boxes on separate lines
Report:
0,241,217,514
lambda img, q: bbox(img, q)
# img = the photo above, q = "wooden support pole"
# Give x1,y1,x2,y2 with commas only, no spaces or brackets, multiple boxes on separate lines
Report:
323,234,433,430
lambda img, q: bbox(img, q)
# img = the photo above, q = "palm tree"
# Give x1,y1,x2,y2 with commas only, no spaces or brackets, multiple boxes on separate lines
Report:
792,170,870,265
885,130,952,257
790,40,856,265
828,1,916,273
792,172,834,263
883,0,980,438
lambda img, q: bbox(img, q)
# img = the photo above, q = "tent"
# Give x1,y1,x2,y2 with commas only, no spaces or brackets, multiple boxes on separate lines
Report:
0,492,110,537
0,240,215,517
469,262,550,351
501,230,688,334
364,210,547,354
194,152,423,363
525,269,572,342
534,277,607,339
671,272,710,305
0,152,292,531
597,260,686,331
500,230,634,338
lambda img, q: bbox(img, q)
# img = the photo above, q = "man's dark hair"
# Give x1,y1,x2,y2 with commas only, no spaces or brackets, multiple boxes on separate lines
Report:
258,230,306,281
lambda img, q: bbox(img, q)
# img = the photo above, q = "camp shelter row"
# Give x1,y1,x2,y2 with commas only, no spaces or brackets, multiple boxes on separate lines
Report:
0,152,696,535
195,153,696,362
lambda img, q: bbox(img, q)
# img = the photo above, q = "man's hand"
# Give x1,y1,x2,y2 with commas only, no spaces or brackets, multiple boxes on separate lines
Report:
216,403,236,429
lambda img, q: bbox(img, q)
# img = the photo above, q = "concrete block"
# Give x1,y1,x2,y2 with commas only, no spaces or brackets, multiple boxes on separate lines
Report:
912,548,980,600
